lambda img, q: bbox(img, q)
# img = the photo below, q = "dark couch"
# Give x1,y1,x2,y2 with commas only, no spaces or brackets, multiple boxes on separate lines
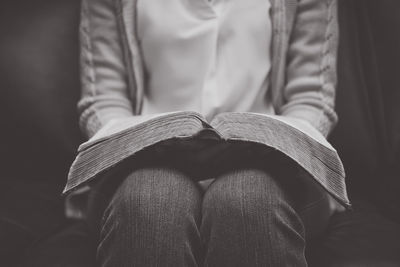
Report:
1,0,400,266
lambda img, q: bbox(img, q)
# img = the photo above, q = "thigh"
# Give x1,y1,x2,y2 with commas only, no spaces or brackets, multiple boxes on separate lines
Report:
91,164,204,267
201,164,312,267
296,174,334,240
206,148,334,240
85,148,203,236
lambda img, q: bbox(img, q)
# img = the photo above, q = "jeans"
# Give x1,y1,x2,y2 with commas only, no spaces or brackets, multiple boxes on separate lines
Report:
87,143,333,267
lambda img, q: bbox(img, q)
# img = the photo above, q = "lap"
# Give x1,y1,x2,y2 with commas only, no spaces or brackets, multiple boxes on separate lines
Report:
87,141,333,240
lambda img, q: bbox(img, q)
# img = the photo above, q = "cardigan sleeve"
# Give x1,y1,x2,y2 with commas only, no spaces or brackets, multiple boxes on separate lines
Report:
79,0,134,138
279,0,339,137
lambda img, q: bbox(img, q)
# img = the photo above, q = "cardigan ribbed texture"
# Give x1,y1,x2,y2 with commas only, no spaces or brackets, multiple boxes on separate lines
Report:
78,0,339,139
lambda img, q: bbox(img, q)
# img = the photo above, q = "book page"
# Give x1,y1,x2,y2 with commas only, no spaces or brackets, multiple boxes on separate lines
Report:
211,112,334,150
259,114,334,149
66,111,208,193
79,111,205,152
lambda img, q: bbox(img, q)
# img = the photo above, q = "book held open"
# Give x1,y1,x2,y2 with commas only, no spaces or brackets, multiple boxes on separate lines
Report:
64,111,350,208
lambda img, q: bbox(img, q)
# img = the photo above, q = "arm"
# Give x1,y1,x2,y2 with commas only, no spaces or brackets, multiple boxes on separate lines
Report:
79,0,134,138
279,0,339,137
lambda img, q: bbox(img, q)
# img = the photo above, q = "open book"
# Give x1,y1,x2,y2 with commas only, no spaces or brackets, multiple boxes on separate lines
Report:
64,111,349,207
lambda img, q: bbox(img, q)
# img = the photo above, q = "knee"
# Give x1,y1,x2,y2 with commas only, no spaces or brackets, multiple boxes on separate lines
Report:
104,167,201,224
203,168,290,220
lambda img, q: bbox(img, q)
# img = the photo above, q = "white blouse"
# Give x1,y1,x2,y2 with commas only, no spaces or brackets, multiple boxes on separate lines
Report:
137,0,274,121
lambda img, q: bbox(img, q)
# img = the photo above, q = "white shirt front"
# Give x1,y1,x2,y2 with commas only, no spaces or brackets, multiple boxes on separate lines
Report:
137,0,273,121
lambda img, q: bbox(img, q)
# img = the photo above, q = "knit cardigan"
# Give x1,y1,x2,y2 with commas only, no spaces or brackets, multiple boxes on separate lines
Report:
79,0,339,138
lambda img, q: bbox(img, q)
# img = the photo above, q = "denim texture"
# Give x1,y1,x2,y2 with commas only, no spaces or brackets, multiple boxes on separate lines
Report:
87,144,332,266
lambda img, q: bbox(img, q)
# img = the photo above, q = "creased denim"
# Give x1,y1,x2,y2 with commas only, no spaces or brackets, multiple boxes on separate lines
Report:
87,146,332,266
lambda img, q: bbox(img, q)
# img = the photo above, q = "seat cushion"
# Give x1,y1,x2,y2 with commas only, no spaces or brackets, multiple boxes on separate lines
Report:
0,179,66,267
307,197,400,267
20,221,95,267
